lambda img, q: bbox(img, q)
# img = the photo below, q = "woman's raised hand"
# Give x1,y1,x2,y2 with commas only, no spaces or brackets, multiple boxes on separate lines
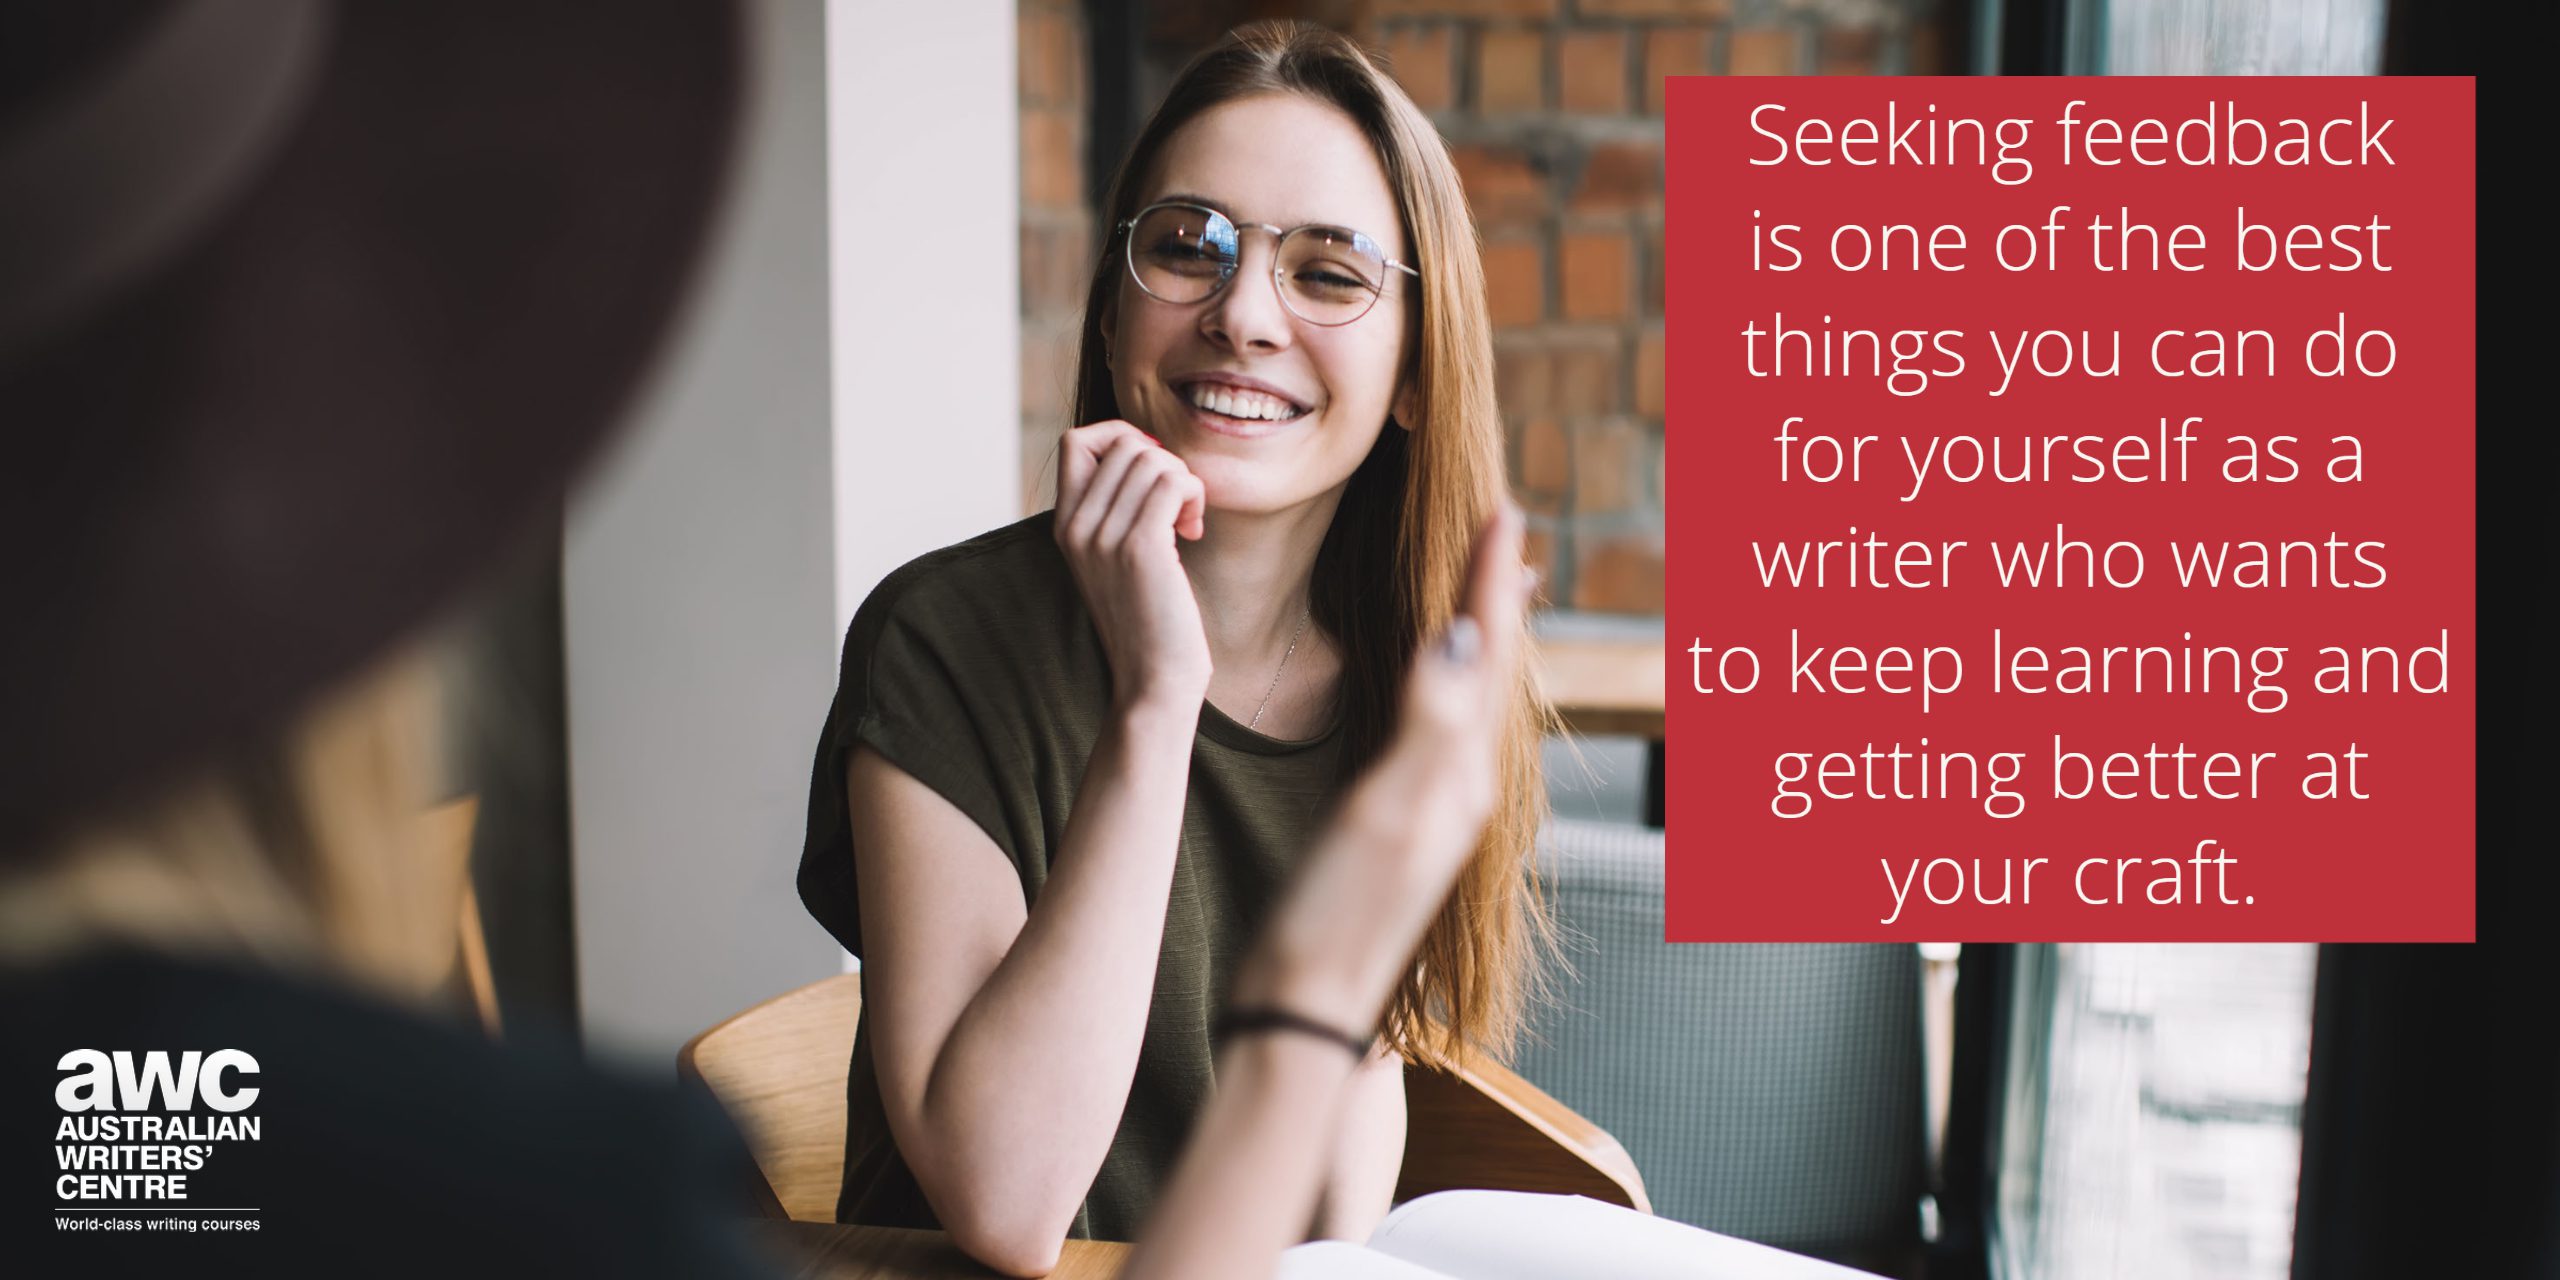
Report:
1377,499,1531,872
1055,421,1214,717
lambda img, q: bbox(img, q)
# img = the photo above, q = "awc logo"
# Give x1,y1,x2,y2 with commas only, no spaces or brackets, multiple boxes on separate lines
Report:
55,1051,260,1113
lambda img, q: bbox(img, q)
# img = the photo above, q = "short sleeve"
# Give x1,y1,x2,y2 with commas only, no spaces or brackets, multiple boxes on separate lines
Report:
795,560,1025,959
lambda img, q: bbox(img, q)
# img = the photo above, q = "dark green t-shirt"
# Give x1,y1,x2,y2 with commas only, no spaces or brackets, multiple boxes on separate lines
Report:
795,511,1345,1241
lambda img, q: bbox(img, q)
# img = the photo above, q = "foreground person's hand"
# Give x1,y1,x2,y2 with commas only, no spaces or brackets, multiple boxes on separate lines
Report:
1120,500,1533,1280
1228,500,1531,1032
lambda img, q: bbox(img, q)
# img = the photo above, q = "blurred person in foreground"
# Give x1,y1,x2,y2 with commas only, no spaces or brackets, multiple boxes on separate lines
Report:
0,2,777,1272
0,4,1543,1277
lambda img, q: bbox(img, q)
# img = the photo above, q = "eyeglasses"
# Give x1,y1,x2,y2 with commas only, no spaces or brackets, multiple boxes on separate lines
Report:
1116,201,1419,328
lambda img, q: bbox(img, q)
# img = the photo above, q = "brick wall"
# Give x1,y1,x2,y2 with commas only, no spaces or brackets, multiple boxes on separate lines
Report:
1358,0,1944,615
1016,0,1946,615
1020,0,1093,511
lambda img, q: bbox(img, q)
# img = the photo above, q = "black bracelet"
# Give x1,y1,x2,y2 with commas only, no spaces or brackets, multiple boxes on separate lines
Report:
1211,1005,1375,1061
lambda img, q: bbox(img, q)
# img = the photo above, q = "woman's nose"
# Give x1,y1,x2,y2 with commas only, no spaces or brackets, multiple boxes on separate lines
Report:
1199,241,1294,353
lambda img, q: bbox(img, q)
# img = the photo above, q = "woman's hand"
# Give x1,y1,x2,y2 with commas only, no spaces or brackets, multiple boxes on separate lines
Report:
1055,421,1213,719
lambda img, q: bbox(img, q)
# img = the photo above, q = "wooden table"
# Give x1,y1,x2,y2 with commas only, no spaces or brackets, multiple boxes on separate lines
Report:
1534,635,1667,825
757,1222,1129,1279
1535,635,1665,740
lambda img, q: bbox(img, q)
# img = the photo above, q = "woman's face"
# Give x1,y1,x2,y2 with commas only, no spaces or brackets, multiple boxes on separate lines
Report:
1107,92,1415,516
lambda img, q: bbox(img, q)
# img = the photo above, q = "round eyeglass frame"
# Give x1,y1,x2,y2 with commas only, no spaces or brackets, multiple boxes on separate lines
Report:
1115,200,1420,328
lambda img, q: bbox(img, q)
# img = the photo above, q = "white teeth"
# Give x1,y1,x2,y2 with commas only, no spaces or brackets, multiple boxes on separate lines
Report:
1186,383,1299,422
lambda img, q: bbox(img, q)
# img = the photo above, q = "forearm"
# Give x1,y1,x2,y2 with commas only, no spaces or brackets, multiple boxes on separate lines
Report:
1124,804,1429,1278
1118,1032,1364,1280
909,700,1196,1250
1314,1047,1406,1240
1233,748,1474,1031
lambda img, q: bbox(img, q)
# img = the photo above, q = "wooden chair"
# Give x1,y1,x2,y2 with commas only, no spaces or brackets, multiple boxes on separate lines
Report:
677,973,1648,1226
679,973,864,1221
1397,1047,1651,1212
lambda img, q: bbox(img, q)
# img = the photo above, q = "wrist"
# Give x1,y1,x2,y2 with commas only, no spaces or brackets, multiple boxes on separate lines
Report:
1232,938,1336,1017
1212,1005,1375,1061
1232,909,1400,1037
1217,1020,1370,1087
1113,685,1204,738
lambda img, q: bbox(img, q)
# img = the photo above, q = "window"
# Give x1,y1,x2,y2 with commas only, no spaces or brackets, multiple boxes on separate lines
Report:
2075,0,2386,75
1994,943,2319,1279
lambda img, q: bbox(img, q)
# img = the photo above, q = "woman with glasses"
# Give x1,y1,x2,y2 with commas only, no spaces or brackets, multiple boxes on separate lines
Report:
794,20,1550,1276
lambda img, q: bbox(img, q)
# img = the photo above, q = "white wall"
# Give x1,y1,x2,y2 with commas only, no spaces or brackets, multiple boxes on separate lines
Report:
827,0,1020,634
563,0,1018,1063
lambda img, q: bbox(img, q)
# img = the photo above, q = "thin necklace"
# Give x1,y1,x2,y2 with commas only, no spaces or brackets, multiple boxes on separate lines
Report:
1248,606,1312,732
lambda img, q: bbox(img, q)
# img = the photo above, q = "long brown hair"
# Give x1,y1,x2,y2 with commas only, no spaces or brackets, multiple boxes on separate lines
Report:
1070,21,1552,1063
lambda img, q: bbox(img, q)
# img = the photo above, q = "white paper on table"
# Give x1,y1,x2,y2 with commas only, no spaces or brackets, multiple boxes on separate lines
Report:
1275,1239,1465,1279
1349,1190,1887,1280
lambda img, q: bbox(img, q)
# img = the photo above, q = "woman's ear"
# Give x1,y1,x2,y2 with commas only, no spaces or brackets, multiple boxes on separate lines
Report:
1391,376,1420,432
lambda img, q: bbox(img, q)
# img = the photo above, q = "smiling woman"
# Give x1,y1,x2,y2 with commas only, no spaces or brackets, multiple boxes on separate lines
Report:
792,19,1547,1275
1102,90,1421,518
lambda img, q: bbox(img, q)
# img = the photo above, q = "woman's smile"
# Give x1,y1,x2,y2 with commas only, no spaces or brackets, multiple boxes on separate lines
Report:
1167,369,1318,438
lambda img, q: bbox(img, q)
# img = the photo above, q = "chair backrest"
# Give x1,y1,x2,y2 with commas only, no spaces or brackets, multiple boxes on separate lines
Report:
1513,816,1924,1262
1398,1046,1651,1212
677,972,861,1222
679,972,1648,1225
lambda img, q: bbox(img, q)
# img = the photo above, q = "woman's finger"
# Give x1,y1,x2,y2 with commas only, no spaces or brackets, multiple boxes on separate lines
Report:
1096,450,1177,550
1117,465,1196,558
1405,502,1526,734
1453,502,1528,667
1065,432,1152,548
1056,420,1144,520
1175,472,1207,542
